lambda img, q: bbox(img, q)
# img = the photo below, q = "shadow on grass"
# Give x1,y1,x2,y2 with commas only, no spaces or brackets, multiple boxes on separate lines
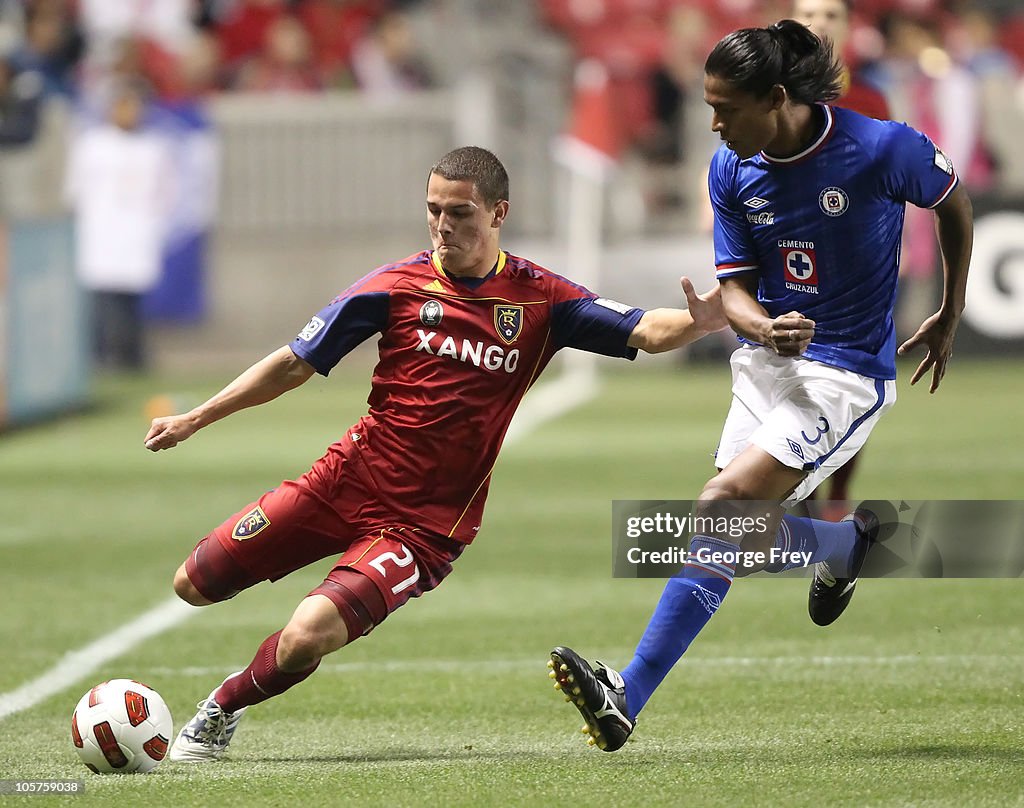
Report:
847,743,1023,763
251,749,554,764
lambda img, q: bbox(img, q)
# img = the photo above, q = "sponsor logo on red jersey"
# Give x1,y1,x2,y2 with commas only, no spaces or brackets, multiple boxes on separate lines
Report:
414,329,521,373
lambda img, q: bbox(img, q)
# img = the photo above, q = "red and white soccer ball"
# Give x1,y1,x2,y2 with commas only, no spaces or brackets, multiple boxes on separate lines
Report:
71,679,173,774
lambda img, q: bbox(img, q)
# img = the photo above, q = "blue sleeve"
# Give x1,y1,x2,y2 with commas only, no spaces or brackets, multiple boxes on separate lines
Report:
881,122,959,209
289,291,390,375
551,296,644,358
709,147,759,278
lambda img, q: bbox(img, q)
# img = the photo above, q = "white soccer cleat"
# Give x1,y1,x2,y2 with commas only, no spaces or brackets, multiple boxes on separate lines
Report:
169,677,247,763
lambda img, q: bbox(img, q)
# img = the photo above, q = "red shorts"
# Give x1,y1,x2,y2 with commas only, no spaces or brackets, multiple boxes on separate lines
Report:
188,442,466,616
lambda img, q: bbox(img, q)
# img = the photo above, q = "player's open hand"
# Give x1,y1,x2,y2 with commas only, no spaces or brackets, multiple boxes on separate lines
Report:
681,277,728,334
897,310,959,393
766,311,815,356
145,413,199,452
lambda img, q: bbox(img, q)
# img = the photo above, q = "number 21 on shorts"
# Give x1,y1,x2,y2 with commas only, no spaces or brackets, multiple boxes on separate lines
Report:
367,543,420,595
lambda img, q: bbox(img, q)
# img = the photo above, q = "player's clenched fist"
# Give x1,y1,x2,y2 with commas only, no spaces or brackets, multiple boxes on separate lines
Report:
145,413,199,451
765,311,815,357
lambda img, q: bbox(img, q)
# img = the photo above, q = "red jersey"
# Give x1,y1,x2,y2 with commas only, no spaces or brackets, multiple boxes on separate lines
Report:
838,68,890,121
289,250,644,543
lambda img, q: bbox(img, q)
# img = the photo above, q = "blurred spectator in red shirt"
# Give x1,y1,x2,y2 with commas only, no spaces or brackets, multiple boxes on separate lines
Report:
792,0,890,119
176,29,223,98
295,0,380,89
234,14,321,92
215,0,288,69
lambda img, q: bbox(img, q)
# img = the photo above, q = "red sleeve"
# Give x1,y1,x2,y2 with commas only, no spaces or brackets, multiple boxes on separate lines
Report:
838,80,891,121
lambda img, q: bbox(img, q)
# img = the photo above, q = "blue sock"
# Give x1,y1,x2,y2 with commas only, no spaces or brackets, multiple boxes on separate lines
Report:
764,515,858,573
620,535,738,720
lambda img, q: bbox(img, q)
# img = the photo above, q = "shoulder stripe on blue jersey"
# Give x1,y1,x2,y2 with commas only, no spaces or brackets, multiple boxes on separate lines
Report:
927,173,959,209
716,263,758,277
803,378,887,472
333,252,430,302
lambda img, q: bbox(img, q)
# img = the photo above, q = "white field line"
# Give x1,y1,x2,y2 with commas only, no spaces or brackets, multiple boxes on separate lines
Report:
0,374,599,722
145,653,1020,679
0,598,199,721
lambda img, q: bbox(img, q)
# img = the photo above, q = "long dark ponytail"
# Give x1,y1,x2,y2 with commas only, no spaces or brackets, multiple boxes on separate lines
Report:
704,19,843,104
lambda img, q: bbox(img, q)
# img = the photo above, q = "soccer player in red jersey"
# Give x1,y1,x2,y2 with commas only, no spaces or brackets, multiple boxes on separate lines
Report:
146,146,727,762
793,0,890,120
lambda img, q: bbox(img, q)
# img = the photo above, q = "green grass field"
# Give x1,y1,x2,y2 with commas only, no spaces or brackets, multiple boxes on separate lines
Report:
1,357,1022,807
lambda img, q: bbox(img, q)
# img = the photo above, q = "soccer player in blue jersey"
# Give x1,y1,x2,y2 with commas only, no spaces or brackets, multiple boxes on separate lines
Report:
550,20,973,751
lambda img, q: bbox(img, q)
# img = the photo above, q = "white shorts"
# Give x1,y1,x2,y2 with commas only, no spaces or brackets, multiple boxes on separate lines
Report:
715,345,897,506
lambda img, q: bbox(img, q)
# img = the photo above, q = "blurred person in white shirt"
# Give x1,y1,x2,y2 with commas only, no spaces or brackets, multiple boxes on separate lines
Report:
65,78,174,370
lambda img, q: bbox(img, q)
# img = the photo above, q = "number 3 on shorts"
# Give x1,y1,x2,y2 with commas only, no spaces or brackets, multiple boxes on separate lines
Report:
367,543,421,595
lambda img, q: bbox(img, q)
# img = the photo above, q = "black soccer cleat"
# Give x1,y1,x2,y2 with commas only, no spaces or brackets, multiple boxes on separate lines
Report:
808,509,879,627
548,646,634,752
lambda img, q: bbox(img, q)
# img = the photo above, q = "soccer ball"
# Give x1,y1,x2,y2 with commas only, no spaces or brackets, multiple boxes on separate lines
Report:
71,679,173,774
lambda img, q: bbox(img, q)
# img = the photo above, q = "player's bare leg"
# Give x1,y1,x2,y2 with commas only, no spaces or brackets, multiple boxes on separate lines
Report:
172,563,213,607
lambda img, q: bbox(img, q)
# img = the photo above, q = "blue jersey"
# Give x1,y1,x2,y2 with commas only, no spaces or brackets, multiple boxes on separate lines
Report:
710,104,959,379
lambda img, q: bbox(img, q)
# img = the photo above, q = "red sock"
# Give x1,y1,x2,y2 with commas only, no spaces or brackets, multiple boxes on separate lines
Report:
214,630,319,713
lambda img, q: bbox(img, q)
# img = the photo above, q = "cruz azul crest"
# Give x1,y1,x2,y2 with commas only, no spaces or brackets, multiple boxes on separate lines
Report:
232,506,270,541
493,305,523,344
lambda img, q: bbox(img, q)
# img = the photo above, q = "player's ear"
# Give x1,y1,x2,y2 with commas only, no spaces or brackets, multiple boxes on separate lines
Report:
491,200,509,228
769,84,787,111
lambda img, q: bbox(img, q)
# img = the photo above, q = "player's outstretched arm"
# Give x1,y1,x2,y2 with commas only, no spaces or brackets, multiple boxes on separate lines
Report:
720,275,814,357
627,278,728,353
897,184,973,394
144,346,316,452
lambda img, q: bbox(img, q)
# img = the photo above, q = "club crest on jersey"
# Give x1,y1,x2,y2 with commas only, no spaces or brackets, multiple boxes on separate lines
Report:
494,305,523,344
818,187,849,217
779,240,819,294
232,506,270,541
419,300,444,327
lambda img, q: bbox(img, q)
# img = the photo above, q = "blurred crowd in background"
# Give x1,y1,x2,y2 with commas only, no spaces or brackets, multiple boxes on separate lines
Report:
1,0,1023,370
2,0,1022,166
1,0,1021,162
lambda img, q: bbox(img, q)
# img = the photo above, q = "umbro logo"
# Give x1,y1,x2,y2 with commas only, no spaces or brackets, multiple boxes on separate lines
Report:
692,583,723,615
743,196,770,209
